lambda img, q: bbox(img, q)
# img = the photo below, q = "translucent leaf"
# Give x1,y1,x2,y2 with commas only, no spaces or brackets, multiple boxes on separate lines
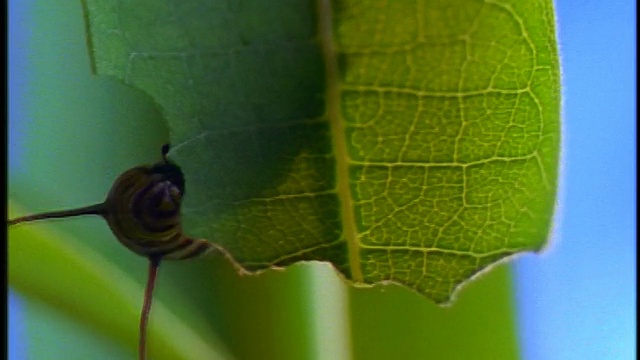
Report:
84,0,560,303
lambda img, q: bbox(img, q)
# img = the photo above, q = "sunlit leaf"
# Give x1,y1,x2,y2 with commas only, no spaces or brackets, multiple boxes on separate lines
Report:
83,0,560,303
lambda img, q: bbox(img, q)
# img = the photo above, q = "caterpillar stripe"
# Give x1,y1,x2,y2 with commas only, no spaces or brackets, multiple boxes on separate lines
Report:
8,144,213,360
9,145,212,260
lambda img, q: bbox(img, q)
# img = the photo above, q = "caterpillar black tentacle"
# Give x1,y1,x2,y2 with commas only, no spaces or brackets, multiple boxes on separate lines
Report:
9,144,212,259
8,144,213,360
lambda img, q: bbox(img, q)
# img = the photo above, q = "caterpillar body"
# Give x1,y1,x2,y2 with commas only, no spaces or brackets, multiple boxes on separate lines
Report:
8,144,212,360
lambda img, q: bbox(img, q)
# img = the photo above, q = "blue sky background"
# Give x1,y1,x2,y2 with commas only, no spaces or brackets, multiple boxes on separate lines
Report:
8,1,636,359
514,0,636,359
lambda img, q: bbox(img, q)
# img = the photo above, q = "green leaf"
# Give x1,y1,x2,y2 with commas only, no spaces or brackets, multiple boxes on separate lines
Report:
10,2,343,358
83,0,560,303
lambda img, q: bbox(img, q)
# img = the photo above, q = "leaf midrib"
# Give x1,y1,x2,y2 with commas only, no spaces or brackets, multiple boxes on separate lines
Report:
318,0,363,282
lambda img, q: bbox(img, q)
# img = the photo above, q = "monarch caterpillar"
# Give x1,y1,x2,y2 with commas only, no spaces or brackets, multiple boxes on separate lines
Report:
9,144,213,360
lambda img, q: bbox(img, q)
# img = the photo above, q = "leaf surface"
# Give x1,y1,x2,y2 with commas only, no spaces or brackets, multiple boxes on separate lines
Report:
84,0,560,303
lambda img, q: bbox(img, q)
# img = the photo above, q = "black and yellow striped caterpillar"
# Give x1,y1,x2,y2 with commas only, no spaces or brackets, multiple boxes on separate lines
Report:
9,144,212,360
